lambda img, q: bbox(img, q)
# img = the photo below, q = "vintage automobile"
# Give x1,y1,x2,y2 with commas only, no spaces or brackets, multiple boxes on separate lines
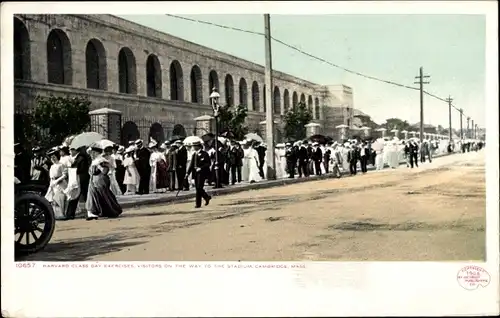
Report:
14,177,55,255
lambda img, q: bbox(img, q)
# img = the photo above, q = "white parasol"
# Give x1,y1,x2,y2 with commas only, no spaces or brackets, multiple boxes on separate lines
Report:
97,139,115,149
70,132,104,150
336,124,348,129
244,133,264,143
183,136,203,146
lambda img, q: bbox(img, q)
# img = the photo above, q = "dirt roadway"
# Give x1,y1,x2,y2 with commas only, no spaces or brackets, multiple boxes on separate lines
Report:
21,151,486,262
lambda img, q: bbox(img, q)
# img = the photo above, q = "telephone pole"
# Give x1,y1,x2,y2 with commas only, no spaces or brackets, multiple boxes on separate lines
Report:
414,67,430,143
471,119,474,139
264,14,276,180
445,96,453,141
466,116,470,139
458,109,463,140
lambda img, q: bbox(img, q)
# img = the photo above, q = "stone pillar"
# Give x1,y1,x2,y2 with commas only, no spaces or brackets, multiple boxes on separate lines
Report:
338,127,347,141
363,127,371,138
194,115,214,137
260,120,279,142
88,108,122,144
392,130,399,139
410,131,417,138
304,122,321,138
402,131,409,140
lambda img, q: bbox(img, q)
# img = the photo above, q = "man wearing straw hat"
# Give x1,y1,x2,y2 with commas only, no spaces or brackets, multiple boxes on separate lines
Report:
185,140,212,208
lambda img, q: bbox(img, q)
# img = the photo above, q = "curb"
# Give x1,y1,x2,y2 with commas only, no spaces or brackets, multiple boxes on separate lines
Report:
119,152,453,209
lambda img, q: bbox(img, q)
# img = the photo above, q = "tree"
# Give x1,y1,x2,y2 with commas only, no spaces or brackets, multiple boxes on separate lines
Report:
217,104,249,140
31,95,91,148
383,117,411,131
283,102,313,141
354,114,380,129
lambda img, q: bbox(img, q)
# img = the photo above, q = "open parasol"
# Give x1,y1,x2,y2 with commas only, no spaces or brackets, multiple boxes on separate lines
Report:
336,124,349,129
244,132,263,143
70,132,104,150
96,139,115,149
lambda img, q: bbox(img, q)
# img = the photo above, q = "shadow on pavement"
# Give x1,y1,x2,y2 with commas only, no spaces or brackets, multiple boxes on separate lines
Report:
16,233,149,262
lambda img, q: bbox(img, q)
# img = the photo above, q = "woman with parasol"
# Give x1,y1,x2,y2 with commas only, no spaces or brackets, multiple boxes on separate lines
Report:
45,147,69,220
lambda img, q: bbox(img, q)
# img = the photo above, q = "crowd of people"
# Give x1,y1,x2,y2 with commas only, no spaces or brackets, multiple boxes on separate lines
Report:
13,132,485,220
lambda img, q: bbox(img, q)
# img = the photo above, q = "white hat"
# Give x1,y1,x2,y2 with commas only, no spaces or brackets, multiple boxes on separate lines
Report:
148,139,158,148
312,142,319,146
125,146,135,154
276,143,285,148
135,139,143,145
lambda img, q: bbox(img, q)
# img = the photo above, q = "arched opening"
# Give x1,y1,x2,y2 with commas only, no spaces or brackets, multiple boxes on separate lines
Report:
251,81,260,111
85,38,107,90
146,54,162,98
292,91,298,110
263,84,267,112
209,70,219,94
239,78,248,107
169,60,184,101
46,28,72,85
118,47,137,94
273,86,281,115
14,17,31,80
149,122,165,143
190,65,203,103
315,98,320,120
300,93,306,104
308,95,313,113
283,89,290,114
224,74,234,107
172,124,187,138
121,121,140,145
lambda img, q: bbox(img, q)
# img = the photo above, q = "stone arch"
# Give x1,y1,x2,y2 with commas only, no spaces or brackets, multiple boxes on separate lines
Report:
118,47,137,94
14,17,31,80
46,28,72,85
315,97,320,120
292,91,298,110
224,74,234,107
308,95,313,113
190,65,203,103
149,122,165,143
146,54,162,98
300,93,306,104
263,84,267,112
283,89,290,113
251,81,260,111
273,86,281,115
172,124,187,138
209,70,219,93
121,121,140,145
239,78,248,107
169,60,184,101
85,38,107,90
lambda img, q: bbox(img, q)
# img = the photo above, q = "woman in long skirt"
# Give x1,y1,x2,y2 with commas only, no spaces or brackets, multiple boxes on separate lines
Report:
113,146,126,194
123,146,140,195
245,145,262,183
45,148,69,220
103,146,122,196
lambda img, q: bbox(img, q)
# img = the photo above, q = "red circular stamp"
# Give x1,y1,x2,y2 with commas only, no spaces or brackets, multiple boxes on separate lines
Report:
457,265,491,290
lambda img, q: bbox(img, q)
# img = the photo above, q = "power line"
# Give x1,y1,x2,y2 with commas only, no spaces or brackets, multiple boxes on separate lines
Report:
164,14,476,125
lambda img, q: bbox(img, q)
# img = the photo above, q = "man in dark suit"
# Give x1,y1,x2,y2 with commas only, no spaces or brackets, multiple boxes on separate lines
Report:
175,140,190,191
359,141,369,173
228,140,243,185
297,143,309,177
285,143,297,178
14,143,31,184
306,141,314,176
409,140,419,168
185,141,212,208
347,145,358,175
134,139,151,195
166,142,177,191
323,143,332,174
66,146,90,219
311,142,323,176
255,143,266,179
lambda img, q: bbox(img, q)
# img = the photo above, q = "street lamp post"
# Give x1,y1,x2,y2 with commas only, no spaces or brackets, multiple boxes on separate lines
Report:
210,87,222,189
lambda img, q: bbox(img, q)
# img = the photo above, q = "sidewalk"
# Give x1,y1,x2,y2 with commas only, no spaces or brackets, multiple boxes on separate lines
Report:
116,151,454,209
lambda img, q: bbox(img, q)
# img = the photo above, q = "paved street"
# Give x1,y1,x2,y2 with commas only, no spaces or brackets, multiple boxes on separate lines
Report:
21,151,485,262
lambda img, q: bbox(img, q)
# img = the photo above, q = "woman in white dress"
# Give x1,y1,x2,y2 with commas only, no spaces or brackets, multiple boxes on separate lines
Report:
45,148,69,220
102,146,122,196
275,144,287,179
123,146,140,195
373,138,385,170
148,140,159,193
388,140,400,169
341,143,350,172
244,143,262,183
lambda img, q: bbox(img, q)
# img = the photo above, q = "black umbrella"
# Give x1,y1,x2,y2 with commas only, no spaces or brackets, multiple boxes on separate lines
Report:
201,133,215,143
221,131,235,139
309,134,332,144
170,135,184,142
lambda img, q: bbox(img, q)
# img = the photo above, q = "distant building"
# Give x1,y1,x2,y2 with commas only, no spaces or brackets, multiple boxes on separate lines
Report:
410,122,437,134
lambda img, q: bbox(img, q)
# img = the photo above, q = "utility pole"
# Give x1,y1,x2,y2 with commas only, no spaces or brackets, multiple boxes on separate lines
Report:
445,95,453,141
414,67,430,143
264,14,276,180
471,119,474,139
474,124,477,139
466,116,470,139
458,108,463,140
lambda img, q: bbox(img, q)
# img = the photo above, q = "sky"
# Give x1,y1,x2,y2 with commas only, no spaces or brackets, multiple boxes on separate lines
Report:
119,14,486,128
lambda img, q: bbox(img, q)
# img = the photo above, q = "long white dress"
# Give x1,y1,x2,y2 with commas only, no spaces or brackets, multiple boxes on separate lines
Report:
149,151,162,193
278,148,287,178
243,148,261,182
45,162,68,219
123,155,140,194
388,143,400,168
341,147,350,171
104,155,122,196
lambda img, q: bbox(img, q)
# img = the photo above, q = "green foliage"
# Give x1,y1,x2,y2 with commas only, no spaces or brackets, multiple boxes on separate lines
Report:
29,95,91,148
355,114,380,129
383,117,411,132
283,102,313,141
217,104,249,140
